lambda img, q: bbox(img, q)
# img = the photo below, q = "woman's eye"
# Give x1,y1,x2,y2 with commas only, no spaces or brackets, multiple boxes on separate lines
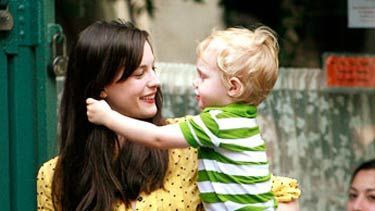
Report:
134,73,144,78
133,70,145,78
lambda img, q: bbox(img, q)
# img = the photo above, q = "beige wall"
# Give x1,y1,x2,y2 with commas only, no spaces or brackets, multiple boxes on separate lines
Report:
96,0,223,63
148,0,223,63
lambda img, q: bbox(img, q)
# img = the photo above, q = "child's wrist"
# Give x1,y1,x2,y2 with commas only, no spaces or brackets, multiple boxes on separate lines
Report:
105,109,117,127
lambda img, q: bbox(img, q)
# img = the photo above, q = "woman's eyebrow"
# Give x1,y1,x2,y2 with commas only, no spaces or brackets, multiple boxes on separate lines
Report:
137,64,148,70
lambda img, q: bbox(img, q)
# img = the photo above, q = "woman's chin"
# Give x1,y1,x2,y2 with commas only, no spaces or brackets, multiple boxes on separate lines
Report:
141,106,158,118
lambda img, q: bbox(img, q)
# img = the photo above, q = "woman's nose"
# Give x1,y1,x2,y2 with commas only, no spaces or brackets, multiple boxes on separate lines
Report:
148,70,161,87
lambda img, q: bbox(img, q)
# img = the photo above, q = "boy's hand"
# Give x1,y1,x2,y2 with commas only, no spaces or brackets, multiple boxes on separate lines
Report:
86,98,112,126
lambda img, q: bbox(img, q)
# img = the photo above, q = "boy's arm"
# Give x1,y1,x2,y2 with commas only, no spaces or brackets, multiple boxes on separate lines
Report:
87,98,189,149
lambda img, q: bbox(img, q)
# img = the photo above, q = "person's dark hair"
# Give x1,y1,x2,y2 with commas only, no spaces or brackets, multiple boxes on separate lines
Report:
350,159,375,184
52,20,168,210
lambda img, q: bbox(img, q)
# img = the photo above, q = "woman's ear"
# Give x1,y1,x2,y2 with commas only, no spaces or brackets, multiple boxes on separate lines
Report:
100,89,107,99
227,77,244,98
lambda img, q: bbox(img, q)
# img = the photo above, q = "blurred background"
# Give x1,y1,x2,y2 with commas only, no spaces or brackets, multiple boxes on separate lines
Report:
0,0,374,210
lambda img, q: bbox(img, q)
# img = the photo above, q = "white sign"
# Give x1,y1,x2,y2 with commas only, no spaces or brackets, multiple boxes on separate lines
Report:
348,0,375,28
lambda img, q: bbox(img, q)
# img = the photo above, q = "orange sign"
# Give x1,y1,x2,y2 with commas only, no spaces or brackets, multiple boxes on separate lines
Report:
326,55,375,88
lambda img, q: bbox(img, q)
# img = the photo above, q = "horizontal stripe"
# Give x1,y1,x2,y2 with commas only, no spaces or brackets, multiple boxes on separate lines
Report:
197,170,271,184
209,110,258,130
204,199,276,211
211,104,257,119
200,112,260,139
220,142,266,152
198,148,269,165
198,159,270,177
200,191,275,204
215,147,268,162
218,127,260,139
198,180,272,195
193,115,264,149
219,133,265,149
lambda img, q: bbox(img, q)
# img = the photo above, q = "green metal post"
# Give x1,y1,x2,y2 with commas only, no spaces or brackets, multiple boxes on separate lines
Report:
0,0,58,210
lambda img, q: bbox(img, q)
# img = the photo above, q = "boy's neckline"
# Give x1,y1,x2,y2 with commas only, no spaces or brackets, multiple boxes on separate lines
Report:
202,103,257,116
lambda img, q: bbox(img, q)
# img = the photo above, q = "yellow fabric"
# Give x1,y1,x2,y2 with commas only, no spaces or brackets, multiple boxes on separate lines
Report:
37,152,300,210
271,175,301,202
37,148,202,211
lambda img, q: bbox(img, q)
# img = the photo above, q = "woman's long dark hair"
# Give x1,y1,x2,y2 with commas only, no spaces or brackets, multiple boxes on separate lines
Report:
52,20,169,210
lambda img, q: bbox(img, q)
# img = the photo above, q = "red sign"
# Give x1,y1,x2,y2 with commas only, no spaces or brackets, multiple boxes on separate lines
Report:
326,55,375,88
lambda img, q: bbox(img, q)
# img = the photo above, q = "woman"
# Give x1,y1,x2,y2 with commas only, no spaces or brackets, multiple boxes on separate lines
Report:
37,20,300,210
347,159,375,211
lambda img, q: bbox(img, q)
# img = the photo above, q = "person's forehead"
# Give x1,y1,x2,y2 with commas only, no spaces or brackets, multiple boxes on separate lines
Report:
353,169,375,186
140,42,154,65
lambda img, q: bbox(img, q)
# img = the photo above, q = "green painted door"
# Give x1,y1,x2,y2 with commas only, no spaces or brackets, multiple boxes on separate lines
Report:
0,0,60,210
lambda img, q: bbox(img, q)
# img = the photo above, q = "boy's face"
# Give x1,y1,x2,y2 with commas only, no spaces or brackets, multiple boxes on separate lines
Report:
194,46,232,110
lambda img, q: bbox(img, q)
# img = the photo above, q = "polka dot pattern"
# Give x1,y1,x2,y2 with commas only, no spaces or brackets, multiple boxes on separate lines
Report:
271,175,301,202
36,148,202,210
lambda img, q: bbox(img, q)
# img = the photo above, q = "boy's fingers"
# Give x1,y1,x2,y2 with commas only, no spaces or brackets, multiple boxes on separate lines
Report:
86,98,95,104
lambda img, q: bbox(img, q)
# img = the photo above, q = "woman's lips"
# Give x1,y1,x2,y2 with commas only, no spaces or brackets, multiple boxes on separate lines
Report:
140,95,156,104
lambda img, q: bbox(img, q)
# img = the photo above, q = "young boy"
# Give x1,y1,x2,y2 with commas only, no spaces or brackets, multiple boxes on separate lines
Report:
87,26,279,211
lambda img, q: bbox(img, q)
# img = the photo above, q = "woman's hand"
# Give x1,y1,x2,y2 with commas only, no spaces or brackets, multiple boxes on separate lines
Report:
277,200,300,211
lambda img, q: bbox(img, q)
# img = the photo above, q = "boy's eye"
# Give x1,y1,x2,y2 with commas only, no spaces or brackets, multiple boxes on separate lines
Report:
348,192,357,200
198,72,206,79
368,194,375,202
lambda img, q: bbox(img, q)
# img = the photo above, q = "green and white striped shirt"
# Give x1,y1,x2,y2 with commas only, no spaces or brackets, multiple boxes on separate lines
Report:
179,103,276,211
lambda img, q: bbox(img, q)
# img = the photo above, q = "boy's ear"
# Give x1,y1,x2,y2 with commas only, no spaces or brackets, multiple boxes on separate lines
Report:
227,77,244,98
100,89,107,99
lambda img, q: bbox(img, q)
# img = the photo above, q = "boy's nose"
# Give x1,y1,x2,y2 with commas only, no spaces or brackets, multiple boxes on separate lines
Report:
352,196,365,211
192,78,199,88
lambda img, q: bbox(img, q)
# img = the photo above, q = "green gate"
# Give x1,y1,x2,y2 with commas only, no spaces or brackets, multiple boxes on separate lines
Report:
0,0,60,210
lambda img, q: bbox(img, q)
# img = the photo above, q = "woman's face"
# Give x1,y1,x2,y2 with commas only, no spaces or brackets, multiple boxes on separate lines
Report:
103,42,160,119
347,169,375,211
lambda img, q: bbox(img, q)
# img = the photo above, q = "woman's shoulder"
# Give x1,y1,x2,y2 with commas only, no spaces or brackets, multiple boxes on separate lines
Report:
169,147,198,164
37,157,58,210
167,147,198,180
37,156,58,181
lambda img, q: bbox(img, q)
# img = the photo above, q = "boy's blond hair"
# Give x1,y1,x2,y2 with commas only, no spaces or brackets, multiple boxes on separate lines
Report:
196,26,279,106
